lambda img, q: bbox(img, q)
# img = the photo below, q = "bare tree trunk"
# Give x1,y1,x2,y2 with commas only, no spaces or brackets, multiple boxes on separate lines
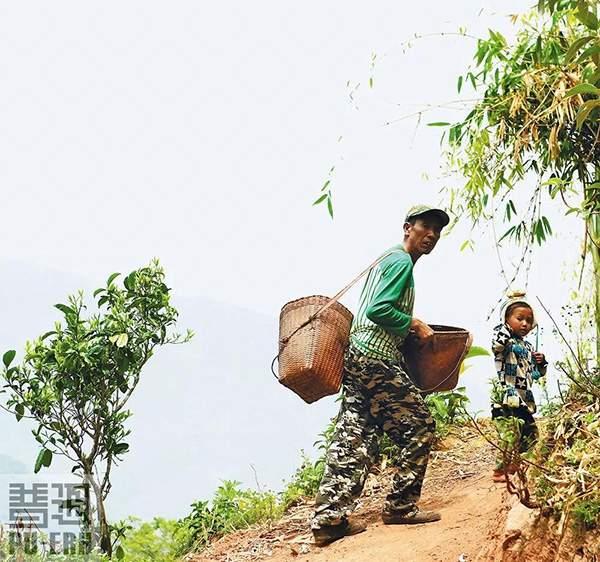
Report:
84,472,112,558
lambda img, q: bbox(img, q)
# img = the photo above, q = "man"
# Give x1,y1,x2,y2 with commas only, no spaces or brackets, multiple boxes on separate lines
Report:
311,204,450,547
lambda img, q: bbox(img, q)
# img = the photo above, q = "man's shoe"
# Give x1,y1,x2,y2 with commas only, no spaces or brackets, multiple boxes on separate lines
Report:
312,520,367,546
382,509,441,525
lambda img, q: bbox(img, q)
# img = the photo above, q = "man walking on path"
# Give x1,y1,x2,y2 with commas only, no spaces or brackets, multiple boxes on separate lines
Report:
312,205,450,547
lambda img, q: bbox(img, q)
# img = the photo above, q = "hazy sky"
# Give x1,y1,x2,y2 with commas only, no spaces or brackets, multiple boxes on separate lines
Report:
0,0,586,520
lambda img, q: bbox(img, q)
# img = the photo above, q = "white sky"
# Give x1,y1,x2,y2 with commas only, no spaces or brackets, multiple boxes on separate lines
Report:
0,0,588,519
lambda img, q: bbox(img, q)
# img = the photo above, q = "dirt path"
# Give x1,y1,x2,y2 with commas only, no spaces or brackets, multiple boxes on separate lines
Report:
191,428,510,562
270,471,506,562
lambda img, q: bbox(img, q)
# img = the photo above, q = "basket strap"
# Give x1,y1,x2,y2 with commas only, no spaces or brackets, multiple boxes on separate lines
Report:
279,250,397,346
272,250,399,381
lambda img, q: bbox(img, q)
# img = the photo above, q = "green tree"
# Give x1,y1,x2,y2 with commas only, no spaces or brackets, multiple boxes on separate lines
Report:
442,0,599,358
1,260,192,558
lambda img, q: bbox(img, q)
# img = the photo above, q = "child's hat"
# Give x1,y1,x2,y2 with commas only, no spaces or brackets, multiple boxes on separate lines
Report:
499,289,538,328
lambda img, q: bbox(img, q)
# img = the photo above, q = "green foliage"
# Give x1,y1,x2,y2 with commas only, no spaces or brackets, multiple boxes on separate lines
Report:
444,0,600,245
442,0,600,361
312,171,335,219
572,499,600,530
425,387,470,437
493,415,525,469
528,371,600,531
118,517,187,562
279,452,325,510
179,481,280,553
447,1,599,226
0,260,192,556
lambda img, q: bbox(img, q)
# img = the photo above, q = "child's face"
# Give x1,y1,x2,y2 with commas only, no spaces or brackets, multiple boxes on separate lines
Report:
506,305,534,337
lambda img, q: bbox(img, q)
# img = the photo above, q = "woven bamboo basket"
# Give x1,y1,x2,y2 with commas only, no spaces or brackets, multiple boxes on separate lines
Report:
276,295,353,404
403,325,473,393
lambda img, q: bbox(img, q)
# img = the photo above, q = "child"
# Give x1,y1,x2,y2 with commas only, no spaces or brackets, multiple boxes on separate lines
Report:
491,292,548,482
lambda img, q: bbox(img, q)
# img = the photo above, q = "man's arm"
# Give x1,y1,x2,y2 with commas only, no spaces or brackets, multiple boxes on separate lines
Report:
365,257,413,337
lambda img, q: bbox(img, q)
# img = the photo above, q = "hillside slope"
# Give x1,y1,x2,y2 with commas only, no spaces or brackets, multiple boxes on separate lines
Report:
189,428,513,562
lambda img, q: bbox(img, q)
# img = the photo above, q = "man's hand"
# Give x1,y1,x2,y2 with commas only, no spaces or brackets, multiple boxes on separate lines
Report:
532,352,546,365
410,318,434,343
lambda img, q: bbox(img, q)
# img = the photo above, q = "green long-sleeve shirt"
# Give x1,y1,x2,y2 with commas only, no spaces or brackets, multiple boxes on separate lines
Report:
349,245,415,361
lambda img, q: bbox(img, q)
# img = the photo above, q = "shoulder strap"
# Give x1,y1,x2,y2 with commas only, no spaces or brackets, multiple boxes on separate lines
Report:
280,249,399,345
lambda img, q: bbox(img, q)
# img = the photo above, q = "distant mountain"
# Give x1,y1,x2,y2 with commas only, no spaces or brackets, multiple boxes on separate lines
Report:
0,454,26,474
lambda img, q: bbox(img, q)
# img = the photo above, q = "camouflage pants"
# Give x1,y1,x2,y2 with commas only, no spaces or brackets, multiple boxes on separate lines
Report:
312,345,435,529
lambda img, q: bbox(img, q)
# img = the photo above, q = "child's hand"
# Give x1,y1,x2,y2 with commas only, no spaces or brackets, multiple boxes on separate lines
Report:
532,352,546,365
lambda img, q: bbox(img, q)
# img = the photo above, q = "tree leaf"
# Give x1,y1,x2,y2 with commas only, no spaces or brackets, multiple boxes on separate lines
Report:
107,273,121,286
34,448,52,474
123,273,136,291
55,304,76,316
115,545,125,560
114,443,130,455
2,350,16,368
42,449,53,468
15,404,24,422
109,334,129,348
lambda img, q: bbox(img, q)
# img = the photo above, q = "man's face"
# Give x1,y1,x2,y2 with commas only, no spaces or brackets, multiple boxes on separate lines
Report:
403,214,444,256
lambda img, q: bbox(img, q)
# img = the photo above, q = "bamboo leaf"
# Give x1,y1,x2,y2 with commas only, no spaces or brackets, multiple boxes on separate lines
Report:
459,239,473,252
312,194,328,206
576,99,600,129
577,43,600,63
498,225,516,243
565,83,600,97
565,36,595,62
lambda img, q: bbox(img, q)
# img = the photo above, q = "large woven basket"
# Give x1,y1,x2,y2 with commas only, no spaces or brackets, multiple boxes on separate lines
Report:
276,295,353,404
403,325,473,393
